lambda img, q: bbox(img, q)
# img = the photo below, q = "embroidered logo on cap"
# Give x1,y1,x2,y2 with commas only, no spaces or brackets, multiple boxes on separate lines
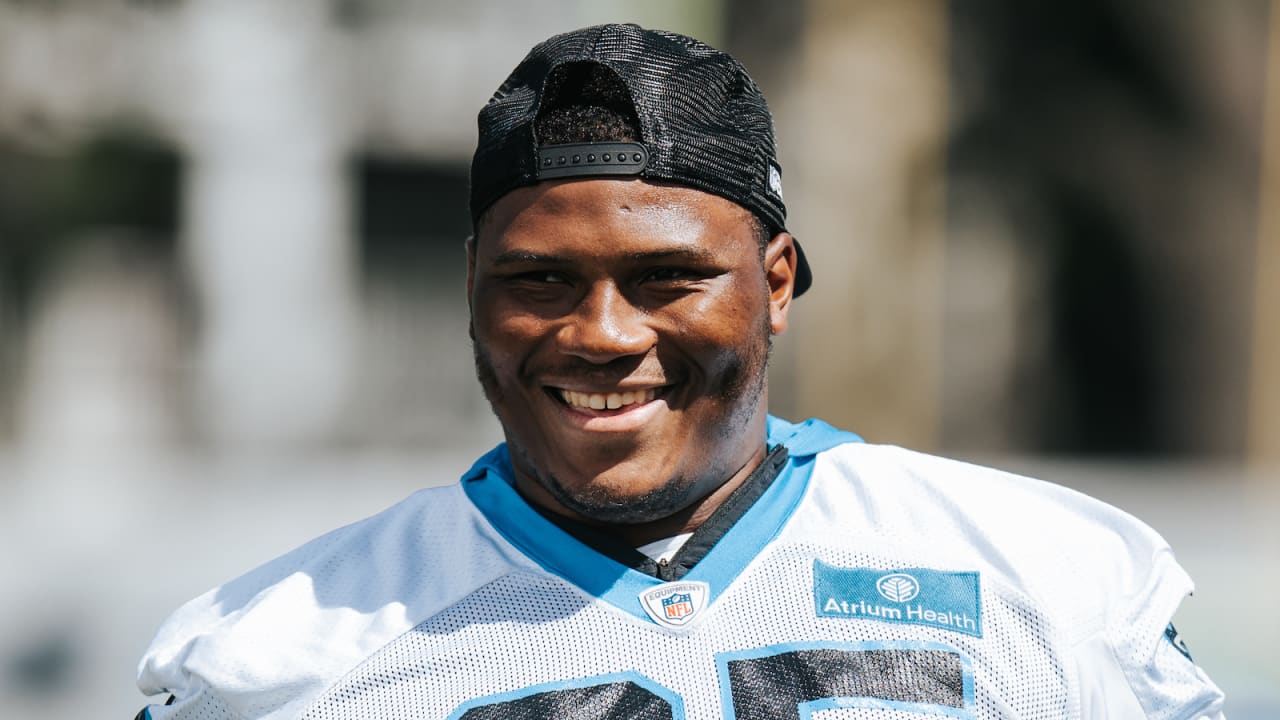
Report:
767,163,784,199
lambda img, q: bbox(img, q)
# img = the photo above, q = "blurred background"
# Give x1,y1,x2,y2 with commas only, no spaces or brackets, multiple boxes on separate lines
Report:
0,0,1275,717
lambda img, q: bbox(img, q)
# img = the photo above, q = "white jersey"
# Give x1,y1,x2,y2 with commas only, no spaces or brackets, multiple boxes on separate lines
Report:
136,417,1225,720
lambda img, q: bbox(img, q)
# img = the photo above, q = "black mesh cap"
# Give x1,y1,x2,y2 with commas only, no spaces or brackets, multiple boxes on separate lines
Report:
469,23,813,296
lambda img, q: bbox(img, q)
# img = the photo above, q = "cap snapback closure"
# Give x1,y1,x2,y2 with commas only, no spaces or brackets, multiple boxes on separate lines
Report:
537,142,650,179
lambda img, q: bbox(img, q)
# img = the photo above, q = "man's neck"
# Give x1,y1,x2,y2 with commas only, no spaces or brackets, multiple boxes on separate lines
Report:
524,445,790,582
515,444,768,548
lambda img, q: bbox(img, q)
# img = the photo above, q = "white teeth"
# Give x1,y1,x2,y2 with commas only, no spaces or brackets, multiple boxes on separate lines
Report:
559,388,660,410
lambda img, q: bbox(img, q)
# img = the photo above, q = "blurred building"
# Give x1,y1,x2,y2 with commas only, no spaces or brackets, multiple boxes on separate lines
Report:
0,0,1276,718
1,0,1275,458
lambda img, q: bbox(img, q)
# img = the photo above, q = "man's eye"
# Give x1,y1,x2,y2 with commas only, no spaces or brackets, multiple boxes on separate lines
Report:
516,271,567,284
645,268,696,282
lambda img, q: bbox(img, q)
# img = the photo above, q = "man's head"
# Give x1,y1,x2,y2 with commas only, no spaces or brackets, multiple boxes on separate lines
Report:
466,24,808,531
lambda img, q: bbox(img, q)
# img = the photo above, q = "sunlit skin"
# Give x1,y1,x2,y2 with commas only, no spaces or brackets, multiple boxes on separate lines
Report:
468,178,798,547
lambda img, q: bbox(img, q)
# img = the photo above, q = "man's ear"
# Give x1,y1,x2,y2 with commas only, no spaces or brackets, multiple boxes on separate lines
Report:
764,232,798,334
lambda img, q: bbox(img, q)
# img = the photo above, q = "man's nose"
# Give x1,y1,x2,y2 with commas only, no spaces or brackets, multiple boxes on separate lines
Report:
555,283,656,363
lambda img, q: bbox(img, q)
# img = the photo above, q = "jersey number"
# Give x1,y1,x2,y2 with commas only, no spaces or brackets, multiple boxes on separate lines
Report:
452,643,973,720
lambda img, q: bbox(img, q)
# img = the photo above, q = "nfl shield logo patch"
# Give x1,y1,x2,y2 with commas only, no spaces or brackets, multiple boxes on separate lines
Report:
640,581,710,629
662,592,694,620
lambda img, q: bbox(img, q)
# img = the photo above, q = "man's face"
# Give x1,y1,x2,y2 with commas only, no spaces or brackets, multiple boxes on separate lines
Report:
468,178,795,525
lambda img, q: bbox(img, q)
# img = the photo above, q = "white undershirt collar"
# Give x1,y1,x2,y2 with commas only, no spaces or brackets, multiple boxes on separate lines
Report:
634,532,694,563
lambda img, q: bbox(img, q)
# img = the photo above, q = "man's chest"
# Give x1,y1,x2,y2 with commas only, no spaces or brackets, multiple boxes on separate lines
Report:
299,541,1076,720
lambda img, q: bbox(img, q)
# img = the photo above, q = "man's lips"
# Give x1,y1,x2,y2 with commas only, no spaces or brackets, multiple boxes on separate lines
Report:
544,384,669,431
537,381,676,433
556,387,660,411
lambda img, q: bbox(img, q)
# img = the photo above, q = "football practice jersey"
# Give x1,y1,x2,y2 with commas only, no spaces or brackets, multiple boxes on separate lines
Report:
136,417,1225,719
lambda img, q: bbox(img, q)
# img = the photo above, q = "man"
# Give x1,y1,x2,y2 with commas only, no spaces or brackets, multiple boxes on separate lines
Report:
135,24,1226,719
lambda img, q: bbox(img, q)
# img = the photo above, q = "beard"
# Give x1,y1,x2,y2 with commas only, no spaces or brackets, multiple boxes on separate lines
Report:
470,311,773,526
523,451,704,524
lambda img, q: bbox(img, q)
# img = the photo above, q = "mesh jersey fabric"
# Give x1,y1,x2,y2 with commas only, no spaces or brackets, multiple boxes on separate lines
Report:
136,416,1225,720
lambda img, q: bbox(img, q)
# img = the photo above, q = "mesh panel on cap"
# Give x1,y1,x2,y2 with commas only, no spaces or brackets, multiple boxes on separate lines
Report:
472,25,783,231
469,24,809,297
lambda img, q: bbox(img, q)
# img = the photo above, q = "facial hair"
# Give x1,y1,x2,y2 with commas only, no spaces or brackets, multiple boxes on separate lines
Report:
470,309,773,525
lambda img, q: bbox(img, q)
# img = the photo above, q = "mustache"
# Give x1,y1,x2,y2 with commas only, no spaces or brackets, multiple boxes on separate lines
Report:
532,355,674,385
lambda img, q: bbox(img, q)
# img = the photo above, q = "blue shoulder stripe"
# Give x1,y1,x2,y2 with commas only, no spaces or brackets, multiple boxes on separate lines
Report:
766,415,862,456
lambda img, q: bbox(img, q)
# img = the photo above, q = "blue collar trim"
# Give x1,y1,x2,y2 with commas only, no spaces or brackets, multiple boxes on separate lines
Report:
460,416,860,625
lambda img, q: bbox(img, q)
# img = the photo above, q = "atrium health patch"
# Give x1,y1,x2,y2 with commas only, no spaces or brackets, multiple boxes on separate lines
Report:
813,560,983,638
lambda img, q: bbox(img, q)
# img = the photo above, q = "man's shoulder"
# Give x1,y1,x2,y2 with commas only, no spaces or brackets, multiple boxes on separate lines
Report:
137,481,517,719
810,440,1154,531
797,436,1183,616
771,416,1090,524
808,439,1170,550
152,483,468,622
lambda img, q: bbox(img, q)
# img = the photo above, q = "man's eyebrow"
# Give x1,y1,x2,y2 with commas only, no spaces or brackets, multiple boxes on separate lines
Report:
488,247,720,266
488,251,572,267
625,247,719,263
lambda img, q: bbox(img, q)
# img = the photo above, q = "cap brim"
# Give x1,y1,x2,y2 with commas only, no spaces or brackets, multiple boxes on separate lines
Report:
792,237,813,297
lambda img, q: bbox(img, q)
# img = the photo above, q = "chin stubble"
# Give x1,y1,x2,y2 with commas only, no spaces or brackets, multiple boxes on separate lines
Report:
539,463,700,524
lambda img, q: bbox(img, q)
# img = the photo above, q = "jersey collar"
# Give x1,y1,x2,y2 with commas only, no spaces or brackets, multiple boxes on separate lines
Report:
460,415,860,626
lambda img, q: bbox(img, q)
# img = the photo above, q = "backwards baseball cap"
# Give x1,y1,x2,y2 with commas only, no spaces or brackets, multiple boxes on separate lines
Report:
469,23,813,296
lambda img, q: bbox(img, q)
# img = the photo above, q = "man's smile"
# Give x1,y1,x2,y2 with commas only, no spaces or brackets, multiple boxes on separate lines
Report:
554,387,661,410
543,384,672,432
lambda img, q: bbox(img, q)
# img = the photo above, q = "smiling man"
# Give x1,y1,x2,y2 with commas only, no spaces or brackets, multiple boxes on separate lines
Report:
470,178,786,541
135,24,1226,720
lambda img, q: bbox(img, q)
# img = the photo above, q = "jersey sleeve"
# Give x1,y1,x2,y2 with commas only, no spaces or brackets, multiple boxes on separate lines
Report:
136,624,247,720
135,691,242,720
1075,547,1225,719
